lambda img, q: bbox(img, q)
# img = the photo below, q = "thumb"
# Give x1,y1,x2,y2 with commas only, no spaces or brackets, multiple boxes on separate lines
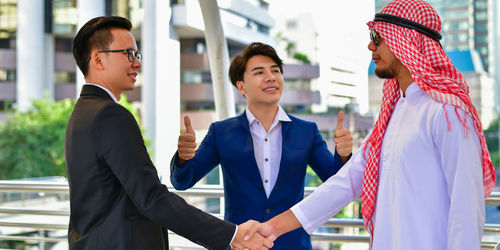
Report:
336,111,344,130
184,115,194,134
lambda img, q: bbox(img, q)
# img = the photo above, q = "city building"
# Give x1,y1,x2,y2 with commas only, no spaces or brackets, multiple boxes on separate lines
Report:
270,6,375,152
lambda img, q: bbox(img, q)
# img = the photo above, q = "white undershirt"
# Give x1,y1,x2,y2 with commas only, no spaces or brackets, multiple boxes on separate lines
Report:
85,83,119,103
246,105,291,198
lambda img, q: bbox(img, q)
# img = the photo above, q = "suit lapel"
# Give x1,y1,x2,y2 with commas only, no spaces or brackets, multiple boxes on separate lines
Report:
237,111,251,135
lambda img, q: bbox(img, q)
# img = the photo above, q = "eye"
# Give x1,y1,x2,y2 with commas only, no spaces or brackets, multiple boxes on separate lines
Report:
254,71,263,75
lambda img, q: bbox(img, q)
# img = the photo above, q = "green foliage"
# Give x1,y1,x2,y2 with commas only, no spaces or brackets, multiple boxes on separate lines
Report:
0,99,75,179
293,52,311,64
0,95,150,180
485,118,499,167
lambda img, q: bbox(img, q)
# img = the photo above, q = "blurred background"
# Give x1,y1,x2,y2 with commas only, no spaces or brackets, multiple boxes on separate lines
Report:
0,0,498,249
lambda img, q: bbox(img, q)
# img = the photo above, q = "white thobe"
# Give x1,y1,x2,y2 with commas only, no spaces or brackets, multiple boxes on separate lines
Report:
291,83,485,250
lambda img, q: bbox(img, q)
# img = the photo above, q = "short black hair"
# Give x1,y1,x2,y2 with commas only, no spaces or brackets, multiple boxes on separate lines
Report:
73,16,132,76
229,42,283,87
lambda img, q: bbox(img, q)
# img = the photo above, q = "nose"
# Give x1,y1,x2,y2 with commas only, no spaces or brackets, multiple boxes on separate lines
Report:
265,70,276,81
368,40,377,51
132,59,141,69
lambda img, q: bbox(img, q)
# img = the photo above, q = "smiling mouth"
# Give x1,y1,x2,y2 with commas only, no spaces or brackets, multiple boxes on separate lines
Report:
264,87,278,92
127,73,137,83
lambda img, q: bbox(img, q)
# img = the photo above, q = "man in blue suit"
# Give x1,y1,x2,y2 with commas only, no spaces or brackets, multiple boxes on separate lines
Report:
170,42,353,249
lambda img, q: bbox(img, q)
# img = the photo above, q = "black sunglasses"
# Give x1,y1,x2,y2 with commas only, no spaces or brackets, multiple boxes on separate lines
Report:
97,48,142,62
370,29,382,46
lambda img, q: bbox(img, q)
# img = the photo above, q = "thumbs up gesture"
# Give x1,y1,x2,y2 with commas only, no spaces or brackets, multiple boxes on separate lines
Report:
177,115,197,165
334,111,353,162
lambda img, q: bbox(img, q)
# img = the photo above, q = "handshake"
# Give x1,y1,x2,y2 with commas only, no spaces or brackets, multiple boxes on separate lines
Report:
232,220,276,250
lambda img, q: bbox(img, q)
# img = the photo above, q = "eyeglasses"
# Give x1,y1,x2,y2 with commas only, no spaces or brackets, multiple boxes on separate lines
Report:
370,29,382,46
97,48,142,62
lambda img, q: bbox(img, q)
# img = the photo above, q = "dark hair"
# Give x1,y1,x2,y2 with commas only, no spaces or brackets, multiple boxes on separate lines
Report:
228,42,283,87
73,16,132,76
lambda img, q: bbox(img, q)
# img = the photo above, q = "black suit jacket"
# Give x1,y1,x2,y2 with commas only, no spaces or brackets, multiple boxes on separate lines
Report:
65,85,235,250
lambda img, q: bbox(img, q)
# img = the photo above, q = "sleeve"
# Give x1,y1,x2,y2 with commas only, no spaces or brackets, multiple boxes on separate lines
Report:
432,106,485,250
93,104,235,250
292,136,368,234
170,123,221,190
308,122,345,182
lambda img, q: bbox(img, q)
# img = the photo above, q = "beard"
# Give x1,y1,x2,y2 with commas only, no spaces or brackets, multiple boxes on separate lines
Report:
375,58,402,79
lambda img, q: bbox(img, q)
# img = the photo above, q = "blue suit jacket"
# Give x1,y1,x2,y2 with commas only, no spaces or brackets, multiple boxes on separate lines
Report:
170,112,345,249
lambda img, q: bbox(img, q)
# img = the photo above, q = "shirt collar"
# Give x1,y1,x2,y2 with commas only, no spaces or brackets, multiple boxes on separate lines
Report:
85,83,119,103
401,82,421,99
245,105,291,126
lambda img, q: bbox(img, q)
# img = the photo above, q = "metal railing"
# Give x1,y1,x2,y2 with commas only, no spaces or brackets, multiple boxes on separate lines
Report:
0,181,499,249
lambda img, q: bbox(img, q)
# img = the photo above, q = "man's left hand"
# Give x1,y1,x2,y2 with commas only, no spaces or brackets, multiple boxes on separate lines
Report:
334,111,353,163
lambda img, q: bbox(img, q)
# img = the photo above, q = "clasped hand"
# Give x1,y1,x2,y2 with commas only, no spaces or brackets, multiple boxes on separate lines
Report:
231,220,275,250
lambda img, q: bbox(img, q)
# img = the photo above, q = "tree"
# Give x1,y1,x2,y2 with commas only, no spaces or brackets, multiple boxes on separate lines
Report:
0,99,74,179
485,118,499,168
293,52,311,64
0,95,147,179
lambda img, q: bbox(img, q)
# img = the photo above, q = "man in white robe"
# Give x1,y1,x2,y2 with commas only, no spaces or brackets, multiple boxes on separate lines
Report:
240,0,496,249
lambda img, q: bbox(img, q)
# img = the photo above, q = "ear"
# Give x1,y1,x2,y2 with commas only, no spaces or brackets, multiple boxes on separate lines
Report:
89,50,105,71
236,80,246,96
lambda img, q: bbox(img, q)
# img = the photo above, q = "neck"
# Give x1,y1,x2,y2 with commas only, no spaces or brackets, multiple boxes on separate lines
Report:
247,103,279,132
396,66,414,97
85,76,121,101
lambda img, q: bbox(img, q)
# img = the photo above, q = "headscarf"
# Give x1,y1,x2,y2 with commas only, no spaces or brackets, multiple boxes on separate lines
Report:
362,0,495,244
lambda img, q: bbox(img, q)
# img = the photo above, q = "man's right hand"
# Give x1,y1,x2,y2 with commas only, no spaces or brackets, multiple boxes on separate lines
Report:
177,115,197,165
231,220,275,250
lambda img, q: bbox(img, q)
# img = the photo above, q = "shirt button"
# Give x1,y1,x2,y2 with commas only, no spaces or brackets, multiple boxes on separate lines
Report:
265,209,271,214
265,138,268,142
265,158,268,162
264,179,268,183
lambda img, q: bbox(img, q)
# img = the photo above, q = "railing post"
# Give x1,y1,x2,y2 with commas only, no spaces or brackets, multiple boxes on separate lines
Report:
38,229,45,250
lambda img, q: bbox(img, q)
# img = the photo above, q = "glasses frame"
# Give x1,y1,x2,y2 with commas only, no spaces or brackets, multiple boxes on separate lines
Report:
370,29,382,46
97,48,142,62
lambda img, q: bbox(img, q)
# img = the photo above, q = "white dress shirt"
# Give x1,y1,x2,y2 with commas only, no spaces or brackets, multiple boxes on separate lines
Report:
246,105,291,198
85,83,119,103
291,83,484,250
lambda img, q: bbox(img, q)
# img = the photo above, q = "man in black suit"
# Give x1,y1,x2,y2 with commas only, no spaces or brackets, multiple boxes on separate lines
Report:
65,16,274,250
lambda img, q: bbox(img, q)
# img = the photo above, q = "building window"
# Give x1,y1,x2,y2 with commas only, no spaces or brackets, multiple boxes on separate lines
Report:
286,79,311,90
53,0,77,35
0,0,17,38
55,71,75,84
0,69,15,82
55,37,73,52
181,71,212,84
0,38,12,48
185,101,215,111
0,100,14,111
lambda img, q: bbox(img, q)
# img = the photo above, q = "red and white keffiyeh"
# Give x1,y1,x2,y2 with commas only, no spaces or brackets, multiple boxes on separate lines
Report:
362,0,496,244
